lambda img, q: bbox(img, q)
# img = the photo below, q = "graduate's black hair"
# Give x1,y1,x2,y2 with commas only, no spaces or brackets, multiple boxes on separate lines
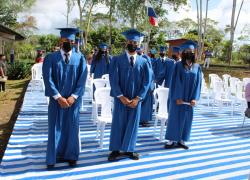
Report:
92,48,109,64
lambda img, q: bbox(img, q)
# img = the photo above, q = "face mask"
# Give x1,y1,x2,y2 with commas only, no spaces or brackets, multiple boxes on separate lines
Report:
101,50,107,54
159,53,165,58
62,42,72,53
127,44,137,53
185,52,195,62
172,54,177,60
182,52,195,66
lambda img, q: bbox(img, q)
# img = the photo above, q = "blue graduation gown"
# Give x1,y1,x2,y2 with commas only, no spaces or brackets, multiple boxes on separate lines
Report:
155,57,173,86
165,62,202,142
140,54,155,123
109,52,151,152
90,55,111,79
150,57,158,80
163,59,175,88
42,50,87,165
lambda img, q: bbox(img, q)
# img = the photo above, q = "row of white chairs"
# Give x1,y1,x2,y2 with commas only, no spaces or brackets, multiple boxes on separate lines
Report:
201,73,249,117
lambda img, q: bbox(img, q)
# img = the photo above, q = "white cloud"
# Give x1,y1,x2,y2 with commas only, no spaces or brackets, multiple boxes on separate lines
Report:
166,0,250,40
18,0,250,41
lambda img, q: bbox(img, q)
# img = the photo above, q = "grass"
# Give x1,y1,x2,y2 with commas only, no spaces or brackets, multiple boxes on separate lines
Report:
0,79,29,162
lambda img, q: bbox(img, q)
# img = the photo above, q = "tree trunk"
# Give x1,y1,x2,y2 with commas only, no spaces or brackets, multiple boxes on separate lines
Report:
196,0,201,61
109,0,114,47
228,0,237,65
76,0,83,32
201,0,209,59
85,2,95,48
197,0,203,62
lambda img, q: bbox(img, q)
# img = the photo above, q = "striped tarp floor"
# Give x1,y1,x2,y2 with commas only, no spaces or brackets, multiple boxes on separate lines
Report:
1,83,250,179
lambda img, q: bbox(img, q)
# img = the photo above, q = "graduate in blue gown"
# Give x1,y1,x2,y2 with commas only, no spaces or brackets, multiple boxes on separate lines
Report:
43,28,87,168
164,43,202,150
171,46,182,63
137,47,155,127
108,29,151,161
149,48,158,79
162,59,175,88
90,43,111,79
155,46,172,87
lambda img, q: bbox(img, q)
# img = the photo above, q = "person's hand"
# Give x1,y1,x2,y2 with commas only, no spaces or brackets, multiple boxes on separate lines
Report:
119,96,132,106
190,100,196,106
57,97,70,108
67,96,76,106
127,97,140,108
176,99,183,105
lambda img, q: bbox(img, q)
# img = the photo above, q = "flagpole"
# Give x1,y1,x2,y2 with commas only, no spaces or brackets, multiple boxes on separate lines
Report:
145,0,151,54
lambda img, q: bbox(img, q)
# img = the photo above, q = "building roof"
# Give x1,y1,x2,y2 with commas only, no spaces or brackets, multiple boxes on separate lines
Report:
166,38,188,43
0,24,25,40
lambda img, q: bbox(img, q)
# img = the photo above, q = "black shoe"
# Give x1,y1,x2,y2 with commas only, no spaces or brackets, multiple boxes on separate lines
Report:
108,151,120,161
56,157,65,163
68,160,77,167
47,164,54,169
164,142,176,149
141,122,150,127
177,142,189,150
124,152,140,160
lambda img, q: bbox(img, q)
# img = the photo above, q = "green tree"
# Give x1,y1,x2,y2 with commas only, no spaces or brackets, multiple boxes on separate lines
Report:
175,18,196,34
38,34,59,52
239,44,250,68
0,0,36,28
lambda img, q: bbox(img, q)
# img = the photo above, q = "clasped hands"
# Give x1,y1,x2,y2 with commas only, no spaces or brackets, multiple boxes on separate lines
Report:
57,96,75,108
176,99,196,106
119,96,140,108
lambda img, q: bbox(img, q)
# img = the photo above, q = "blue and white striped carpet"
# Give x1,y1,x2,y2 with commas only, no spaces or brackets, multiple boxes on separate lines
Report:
1,83,250,179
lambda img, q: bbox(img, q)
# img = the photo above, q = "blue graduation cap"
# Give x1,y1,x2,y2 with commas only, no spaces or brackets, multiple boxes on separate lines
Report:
136,47,141,51
57,28,79,41
150,48,157,54
159,46,167,52
179,40,197,52
172,46,181,53
121,28,144,42
99,43,108,49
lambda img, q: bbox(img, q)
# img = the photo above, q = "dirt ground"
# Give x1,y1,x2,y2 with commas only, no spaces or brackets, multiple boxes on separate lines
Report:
0,79,29,162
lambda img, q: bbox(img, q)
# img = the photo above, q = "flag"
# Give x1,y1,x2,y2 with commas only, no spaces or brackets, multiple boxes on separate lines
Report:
147,7,158,26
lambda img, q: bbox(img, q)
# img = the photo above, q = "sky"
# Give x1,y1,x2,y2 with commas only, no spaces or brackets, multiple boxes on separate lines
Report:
19,0,250,40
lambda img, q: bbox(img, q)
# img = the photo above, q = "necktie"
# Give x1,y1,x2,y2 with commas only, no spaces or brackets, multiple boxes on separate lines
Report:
161,58,164,63
130,56,134,67
64,53,69,64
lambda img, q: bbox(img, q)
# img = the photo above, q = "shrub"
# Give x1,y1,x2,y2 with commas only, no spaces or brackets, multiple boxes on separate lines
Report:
7,62,32,80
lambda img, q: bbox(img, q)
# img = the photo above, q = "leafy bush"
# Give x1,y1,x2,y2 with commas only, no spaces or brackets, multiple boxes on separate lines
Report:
239,44,250,68
7,62,32,80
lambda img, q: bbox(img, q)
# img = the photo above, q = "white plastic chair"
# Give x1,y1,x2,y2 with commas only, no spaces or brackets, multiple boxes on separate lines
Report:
229,77,240,95
92,79,109,124
153,88,169,141
222,74,231,89
234,81,247,112
94,87,112,148
31,63,44,91
200,77,211,106
208,74,220,89
212,81,233,115
102,74,110,87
